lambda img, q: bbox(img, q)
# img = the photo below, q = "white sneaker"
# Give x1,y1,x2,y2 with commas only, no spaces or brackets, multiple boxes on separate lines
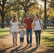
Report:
20,44,23,47
36,45,38,48
39,44,40,47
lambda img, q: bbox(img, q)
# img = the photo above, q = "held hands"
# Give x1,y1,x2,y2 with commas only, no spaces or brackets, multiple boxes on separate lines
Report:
33,30,35,32
10,31,11,34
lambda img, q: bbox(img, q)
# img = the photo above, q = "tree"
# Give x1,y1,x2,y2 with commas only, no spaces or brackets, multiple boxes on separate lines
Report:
49,0,54,8
44,0,47,29
17,0,37,15
41,0,47,29
0,0,37,28
0,0,17,28
41,0,54,28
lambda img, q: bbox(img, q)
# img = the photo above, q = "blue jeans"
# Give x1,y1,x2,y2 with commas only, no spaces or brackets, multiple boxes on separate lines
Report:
35,30,41,45
20,38,24,42
26,29,32,44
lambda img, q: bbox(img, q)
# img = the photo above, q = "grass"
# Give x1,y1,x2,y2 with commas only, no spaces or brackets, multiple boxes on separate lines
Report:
0,27,54,46
0,28,10,37
41,29,54,47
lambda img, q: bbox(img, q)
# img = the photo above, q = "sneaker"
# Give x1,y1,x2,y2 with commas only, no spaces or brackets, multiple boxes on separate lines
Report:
16,44,17,46
30,44,32,47
20,44,23,47
36,45,38,48
27,43,29,46
39,44,40,47
13,45,15,47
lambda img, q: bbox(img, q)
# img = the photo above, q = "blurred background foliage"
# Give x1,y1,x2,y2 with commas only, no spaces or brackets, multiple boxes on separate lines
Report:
0,0,54,28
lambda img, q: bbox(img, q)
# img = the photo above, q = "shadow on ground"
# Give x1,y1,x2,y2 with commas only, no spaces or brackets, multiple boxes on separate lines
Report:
0,45,38,53
10,45,38,53
37,49,54,53
0,45,54,53
42,37,54,42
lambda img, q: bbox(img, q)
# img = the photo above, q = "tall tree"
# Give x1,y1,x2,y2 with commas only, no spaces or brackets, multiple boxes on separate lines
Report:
0,0,17,28
44,0,47,29
0,0,37,28
41,0,47,29
41,0,54,28
17,0,37,14
49,0,54,8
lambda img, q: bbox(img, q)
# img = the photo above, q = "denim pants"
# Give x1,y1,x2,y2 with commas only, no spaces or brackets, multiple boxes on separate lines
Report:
12,32,17,45
35,30,41,45
26,29,32,44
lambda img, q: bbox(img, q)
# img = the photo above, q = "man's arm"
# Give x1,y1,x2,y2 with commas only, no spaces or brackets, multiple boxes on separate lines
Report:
23,19,26,27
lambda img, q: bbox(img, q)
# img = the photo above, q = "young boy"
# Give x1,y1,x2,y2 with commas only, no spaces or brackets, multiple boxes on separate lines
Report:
19,26,25,46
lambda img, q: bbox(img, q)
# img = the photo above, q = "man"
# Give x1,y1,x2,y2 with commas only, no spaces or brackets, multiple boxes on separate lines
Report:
24,13,33,47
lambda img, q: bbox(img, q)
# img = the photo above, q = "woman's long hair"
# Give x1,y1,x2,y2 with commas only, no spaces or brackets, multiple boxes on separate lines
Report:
34,15,39,21
12,15,18,22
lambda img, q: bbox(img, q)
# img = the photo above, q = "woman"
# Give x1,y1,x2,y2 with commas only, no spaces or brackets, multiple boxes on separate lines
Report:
33,15,43,48
10,15,19,47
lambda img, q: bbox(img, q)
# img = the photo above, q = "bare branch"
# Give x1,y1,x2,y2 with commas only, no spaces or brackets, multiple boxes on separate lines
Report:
4,9,13,13
5,2,18,11
0,3,2,6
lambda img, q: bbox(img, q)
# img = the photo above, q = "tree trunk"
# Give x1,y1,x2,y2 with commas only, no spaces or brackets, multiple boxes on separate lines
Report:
1,5,5,28
24,10,27,18
1,2,5,28
44,0,47,29
1,13,5,28
24,6,28,18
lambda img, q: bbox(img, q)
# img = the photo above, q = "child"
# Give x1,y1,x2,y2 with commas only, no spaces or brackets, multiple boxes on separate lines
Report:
19,26,25,46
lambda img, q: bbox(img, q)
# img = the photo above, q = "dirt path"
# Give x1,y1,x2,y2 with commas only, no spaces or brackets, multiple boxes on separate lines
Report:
0,34,54,53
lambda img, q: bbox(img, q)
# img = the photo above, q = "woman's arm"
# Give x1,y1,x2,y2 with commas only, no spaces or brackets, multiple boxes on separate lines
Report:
41,24,43,29
10,24,12,33
33,23,35,29
40,20,43,30
41,24,43,32
33,23,36,32
24,31,26,35
40,20,43,32
17,24,19,31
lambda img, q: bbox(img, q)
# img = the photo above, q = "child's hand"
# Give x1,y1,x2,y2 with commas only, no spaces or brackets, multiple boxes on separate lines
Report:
33,30,35,32
10,31,11,34
24,33,26,35
18,31,20,34
17,32,19,33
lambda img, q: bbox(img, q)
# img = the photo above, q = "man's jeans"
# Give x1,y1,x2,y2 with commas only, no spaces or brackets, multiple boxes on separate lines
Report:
35,30,41,45
26,29,32,45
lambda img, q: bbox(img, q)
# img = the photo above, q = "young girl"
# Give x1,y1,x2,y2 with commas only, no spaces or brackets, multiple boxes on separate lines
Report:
10,15,19,47
19,26,25,47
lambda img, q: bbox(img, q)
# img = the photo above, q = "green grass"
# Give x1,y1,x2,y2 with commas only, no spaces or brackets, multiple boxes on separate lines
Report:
0,28,10,37
41,29,54,47
0,28,54,46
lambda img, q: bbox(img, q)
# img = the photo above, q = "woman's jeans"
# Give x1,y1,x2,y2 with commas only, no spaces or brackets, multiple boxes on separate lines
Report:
26,29,32,45
12,32,17,45
35,30,41,45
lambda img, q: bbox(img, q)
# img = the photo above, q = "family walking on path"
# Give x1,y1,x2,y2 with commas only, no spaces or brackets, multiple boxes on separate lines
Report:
10,13,43,48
